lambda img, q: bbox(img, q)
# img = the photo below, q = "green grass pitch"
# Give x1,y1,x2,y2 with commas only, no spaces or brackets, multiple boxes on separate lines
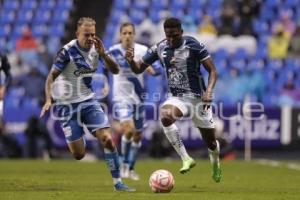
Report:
0,159,299,200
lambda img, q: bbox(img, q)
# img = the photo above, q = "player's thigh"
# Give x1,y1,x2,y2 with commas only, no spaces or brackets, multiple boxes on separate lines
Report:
192,103,215,129
80,100,110,135
161,97,187,122
121,120,135,135
0,86,5,100
56,104,85,144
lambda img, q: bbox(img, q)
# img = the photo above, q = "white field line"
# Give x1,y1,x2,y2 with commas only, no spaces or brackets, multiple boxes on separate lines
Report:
256,159,300,171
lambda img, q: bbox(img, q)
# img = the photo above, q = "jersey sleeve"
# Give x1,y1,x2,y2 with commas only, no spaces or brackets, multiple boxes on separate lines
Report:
52,48,70,71
196,43,210,62
141,44,159,65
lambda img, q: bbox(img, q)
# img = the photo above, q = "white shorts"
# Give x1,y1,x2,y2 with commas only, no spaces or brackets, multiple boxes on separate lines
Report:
162,97,215,129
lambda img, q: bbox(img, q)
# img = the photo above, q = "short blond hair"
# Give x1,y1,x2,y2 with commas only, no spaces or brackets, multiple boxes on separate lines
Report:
77,17,96,29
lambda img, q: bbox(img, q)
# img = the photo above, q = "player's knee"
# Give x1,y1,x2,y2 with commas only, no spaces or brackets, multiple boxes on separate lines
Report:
161,115,175,127
133,132,142,143
101,134,114,150
122,123,134,138
73,152,85,160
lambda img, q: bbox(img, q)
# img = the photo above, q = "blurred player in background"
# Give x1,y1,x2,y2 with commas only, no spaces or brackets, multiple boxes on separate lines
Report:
40,17,135,191
107,22,161,180
0,52,12,119
125,17,221,183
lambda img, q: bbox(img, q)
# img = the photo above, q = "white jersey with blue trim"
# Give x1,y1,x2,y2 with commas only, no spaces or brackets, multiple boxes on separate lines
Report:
52,39,101,103
108,43,148,104
142,36,210,98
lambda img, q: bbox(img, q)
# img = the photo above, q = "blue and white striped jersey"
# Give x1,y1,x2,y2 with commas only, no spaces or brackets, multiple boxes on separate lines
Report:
142,36,210,98
108,43,148,104
52,39,102,103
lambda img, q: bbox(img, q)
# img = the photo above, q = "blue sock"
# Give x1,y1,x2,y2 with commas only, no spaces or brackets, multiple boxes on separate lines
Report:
129,141,141,171
121,135,131,164
104,148,120,179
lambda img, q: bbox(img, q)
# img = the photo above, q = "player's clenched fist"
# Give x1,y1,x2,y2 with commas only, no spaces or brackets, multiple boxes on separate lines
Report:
125,47,134,62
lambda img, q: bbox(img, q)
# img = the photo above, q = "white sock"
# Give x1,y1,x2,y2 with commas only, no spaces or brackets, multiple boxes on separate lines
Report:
0,100,3,117
208,140,220,164
162,123,190,161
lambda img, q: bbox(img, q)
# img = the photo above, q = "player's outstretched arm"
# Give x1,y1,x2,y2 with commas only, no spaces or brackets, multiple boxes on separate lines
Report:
201,57,218,103
93,36,119,74
125,47,149,74
40,69,61,118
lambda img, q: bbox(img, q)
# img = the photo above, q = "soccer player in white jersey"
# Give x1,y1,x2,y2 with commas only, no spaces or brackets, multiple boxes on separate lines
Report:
125,18,221,183
0,52,12,119
40,17,135,191
108,22,161,180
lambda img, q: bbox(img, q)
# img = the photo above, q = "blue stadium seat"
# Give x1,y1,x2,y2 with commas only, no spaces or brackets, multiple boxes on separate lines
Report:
3,0,20,10
259,6,276,21
152,0,169,9
170,8,185,20
110,9,123,25
56,0,73,10
20,0,38,10
48,24,65,37
0,10,16,24
52,10,69,24
132,0,150,10
149,10,161,24
247,59,265,71
17,10,34,25
253,44,268,60
170,0,187,10
233,48,249,60
214,48,230,60
187,7,203,24
33,10,51,25
130,9,146,25
189,0,207,7
265,0,281,9
114,0,130,10
253,19,270,35
32,24,48,37
39,0,55,11
0,24,11,38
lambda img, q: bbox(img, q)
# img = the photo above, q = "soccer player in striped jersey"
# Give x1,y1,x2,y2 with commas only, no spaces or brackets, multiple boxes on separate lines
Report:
107,22,161,180
125,18,221,183
40,17,135,191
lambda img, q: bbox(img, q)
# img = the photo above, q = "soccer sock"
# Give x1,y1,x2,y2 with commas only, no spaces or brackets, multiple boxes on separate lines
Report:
104,148,121,185
162,123,190,161
128,141,141,171
121,135,131,164
0,100,3,118
208,140,220,164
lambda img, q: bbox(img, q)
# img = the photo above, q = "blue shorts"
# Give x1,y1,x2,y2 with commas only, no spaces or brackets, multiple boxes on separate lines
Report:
113,102,145,131
55,98,110,143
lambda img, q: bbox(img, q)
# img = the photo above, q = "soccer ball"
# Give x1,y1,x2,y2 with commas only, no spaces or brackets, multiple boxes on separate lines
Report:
149,169,174,193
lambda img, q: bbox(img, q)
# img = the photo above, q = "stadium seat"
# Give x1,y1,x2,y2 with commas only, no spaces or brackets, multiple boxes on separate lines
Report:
0,24,11,38
17,10,34,25
130,9,147,25
152,0,169,10
32,24,48,38
0,10,16,24
33,10,51,25
20,0,38,10
132,0,150,10
3,0,20,10
114,0,130,10
39,0,55,10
